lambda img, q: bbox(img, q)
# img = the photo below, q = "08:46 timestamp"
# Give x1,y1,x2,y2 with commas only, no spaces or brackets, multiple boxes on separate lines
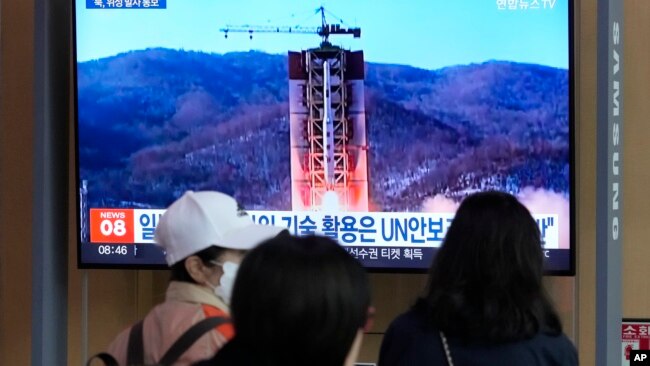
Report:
97,245,128,255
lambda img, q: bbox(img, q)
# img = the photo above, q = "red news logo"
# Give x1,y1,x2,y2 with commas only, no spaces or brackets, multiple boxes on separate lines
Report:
99,211,126,219
90,209,134,243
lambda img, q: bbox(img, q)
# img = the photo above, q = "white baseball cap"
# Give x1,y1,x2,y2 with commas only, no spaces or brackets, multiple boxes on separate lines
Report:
154,190,285,266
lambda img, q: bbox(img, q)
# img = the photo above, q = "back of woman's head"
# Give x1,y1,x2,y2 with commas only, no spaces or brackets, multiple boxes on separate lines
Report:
230,234,370,366
421,191,561,343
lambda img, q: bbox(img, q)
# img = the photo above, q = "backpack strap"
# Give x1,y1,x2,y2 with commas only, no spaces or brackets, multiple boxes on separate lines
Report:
85,352,119,366
126,320,145,366
158,316,230,366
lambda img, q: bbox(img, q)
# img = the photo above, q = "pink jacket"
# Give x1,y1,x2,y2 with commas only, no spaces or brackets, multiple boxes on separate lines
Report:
106,281,234,366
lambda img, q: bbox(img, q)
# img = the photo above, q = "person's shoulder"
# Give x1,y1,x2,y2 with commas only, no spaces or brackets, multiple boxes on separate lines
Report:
104,325,131,364
193,359,213,366
192,338,252,366
526,332,579,365
383,306,438,346
387,307,431,334
533,331,577,348
379,307,441,366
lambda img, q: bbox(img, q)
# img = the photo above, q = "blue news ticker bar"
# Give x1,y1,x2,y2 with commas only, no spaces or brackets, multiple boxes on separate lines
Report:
81,243,571,273
86,0,166,9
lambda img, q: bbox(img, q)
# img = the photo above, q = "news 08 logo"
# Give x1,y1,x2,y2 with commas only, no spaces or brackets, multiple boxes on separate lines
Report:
631,350,650,365
89,209,134,243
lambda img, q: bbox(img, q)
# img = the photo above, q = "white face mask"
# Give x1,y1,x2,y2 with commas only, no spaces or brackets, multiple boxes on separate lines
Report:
208,261,239,305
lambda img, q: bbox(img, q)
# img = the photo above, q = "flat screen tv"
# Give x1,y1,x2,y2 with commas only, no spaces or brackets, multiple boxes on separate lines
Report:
75,0,574,274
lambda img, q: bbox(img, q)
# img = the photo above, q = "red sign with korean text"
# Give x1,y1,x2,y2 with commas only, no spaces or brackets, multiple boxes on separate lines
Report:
623,320,650,365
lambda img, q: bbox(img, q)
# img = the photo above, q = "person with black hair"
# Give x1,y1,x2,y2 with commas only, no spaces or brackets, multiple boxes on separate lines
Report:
378,191,578,366
103,191,284,366
194,235,373,366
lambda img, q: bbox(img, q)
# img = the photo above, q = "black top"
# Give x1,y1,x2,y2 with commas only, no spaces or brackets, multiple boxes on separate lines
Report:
378,309,578,366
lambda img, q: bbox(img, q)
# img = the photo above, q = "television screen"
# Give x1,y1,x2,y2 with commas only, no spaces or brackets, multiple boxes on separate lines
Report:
75,0,574,273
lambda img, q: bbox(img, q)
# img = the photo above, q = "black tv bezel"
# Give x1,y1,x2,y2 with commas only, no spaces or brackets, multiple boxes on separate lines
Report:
73,0,576,275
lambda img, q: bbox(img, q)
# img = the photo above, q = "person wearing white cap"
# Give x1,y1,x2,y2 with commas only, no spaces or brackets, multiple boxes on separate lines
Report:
100,191,285,366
